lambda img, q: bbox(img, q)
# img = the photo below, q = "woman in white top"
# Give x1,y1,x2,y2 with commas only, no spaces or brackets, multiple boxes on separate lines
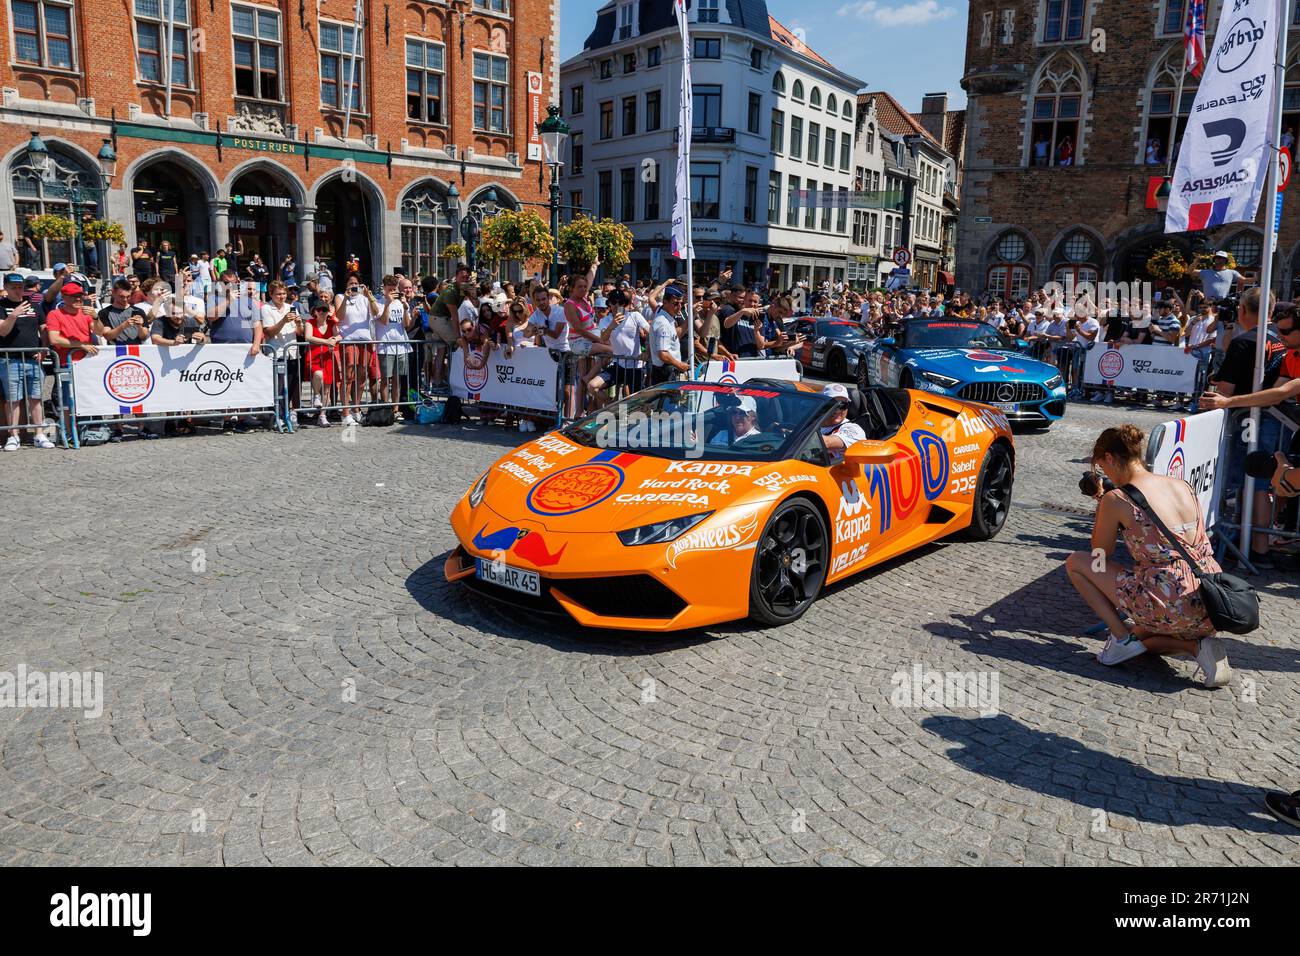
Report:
1185,294,1218,412
333,278,381,425
505,297,539,354
588,290,648,401
376,275,414,419
261,280,303,423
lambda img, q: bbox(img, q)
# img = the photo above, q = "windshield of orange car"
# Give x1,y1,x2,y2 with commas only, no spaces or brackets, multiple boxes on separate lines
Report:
560,383,831,461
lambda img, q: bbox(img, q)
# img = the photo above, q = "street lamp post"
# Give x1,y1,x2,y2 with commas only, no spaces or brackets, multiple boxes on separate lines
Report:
25,131,117,279
537,105,571,288
447,185,500,275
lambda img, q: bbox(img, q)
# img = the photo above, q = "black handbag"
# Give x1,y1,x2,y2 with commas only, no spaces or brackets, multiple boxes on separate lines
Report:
1121,484,1260,635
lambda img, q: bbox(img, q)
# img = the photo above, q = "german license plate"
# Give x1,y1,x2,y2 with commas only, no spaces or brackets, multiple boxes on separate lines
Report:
476,558,540,596
996,403,1018,413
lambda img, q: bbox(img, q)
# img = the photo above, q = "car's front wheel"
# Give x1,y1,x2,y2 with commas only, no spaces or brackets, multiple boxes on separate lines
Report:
749,498,828,625
964,442,1014,540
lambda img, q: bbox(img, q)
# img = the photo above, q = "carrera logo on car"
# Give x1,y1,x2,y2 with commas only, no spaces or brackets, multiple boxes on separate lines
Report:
665,513,759,569
616,492,711,506
498,461,541,485
753,472,816,492
527,463,625,516
953,443,981,456
664,461,755,477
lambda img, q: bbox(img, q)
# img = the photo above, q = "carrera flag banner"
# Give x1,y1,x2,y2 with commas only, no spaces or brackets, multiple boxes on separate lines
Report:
1185,0,1207,78
1166,0,1282,234
670,0,692,259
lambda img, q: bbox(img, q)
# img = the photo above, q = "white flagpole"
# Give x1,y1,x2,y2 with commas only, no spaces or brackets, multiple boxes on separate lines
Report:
1240,0,1292,559
1167,61,1186,176
164,0,175,116
680,10,695,379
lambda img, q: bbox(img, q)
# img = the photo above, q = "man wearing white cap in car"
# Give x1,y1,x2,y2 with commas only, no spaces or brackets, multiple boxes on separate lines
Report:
818,383,865,464
709,395,760,445
1199,250,1244,302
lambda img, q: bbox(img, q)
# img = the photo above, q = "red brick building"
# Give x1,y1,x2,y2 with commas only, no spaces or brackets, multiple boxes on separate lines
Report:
1,0,559,283
958,0,1300,300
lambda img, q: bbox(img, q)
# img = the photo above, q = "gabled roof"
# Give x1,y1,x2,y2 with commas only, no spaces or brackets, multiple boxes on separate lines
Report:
942,109,966,158
861,91,945,151
584,0,772,53
768,16,830,68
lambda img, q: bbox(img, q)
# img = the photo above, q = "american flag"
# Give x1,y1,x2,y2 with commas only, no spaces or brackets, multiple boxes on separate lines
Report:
1184,0,1207,78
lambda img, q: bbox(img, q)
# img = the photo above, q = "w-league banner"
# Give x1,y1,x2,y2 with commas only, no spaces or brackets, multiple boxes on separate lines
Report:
1082,342,1200,394
451,345,559,412
71,344,275,417
1166,0,1282,232
1146,410,1227,528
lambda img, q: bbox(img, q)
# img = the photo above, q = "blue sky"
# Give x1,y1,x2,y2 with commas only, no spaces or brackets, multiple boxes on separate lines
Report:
559,0,969,113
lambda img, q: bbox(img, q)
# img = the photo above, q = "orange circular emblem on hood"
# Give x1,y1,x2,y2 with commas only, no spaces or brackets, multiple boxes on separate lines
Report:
527,462,625,516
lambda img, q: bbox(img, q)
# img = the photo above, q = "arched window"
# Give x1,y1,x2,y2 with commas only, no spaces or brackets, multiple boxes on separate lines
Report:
1051,230,1101,288
10,145,102,269
809,87,821,109
772,71,785,95
1143,45,1197,167
826,93,837,114
842,101,852,120
987,230,1033,301
1225,232,1263,270
1029,53,1083,167
791,79,804,102
400,182,453,278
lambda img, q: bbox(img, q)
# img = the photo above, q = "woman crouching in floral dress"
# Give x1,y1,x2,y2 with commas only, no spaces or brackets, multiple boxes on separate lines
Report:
1065,424,1231,687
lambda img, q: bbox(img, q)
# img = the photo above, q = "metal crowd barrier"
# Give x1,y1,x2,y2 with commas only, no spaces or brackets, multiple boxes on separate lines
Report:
0,346,67,447
278,337,433,431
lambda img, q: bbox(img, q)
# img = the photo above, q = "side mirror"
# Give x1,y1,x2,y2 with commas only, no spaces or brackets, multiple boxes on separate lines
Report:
843,440,898,469
879,337,896,348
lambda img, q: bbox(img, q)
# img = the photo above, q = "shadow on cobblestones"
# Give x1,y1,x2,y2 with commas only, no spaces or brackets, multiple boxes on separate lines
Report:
924,714,1294,834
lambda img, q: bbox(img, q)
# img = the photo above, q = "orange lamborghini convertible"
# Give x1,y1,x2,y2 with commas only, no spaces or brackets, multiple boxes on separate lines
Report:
445,380,1015,631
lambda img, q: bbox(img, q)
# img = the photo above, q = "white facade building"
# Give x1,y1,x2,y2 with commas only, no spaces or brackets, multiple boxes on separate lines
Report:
560,0,863,287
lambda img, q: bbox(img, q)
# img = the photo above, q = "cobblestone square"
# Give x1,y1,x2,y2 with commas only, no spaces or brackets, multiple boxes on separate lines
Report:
3,404,1298,866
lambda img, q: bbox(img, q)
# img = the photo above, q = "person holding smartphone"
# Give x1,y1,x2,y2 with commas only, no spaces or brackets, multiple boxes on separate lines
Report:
0,273,54,450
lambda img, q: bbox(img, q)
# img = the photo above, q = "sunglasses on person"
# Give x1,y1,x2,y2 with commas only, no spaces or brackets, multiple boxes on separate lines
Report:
1278,323,1299,336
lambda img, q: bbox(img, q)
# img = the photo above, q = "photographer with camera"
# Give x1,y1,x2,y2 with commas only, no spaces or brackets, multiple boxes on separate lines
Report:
1065,425,1232,686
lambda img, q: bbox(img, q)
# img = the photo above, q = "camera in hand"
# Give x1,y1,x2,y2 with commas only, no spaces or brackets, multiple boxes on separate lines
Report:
1244,449,1300,479
1079,471,1116,497
1216,294,1239,326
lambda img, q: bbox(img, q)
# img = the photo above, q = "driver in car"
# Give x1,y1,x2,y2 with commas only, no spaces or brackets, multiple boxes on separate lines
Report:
818,383,866,464
709,395,761,445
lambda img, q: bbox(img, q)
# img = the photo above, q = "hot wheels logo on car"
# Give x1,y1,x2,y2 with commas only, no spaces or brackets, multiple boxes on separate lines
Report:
103,357,154,406
527,454,633,515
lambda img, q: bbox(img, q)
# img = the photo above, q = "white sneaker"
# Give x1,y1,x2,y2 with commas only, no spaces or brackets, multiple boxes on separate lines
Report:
1195,636,1233,688
2,436,18,452
289,410,298,427
1097,634,1146,665
341,414,356,426
33,434,55,449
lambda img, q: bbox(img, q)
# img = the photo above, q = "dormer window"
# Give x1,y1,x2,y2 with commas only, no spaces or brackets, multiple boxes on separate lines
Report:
698,0,719,23
617,2,635,40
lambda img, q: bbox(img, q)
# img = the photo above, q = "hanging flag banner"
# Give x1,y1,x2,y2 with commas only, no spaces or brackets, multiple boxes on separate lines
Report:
1166,0,1282,234
1184,0,1208,78
669,0,693,260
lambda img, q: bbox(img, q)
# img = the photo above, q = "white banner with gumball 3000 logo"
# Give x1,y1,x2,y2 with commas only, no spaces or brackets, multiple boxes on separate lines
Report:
450,344,559,411
71,344,276,417
1082,342,1200,394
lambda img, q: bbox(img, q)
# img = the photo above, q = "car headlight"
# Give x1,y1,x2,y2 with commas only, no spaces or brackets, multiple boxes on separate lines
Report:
467,471,488,509
617,511,714,546
921,371,960,388
1045,374,1063,390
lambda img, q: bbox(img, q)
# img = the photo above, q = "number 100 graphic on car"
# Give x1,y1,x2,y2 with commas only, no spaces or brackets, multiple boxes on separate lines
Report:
446,379,1015,631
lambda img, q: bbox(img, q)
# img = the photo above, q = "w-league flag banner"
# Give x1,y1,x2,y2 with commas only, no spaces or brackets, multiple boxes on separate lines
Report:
670,0,692,260
1166,0,1282,233
71,344,276,417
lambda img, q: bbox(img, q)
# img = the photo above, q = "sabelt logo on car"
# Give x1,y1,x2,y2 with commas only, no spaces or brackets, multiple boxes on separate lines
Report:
665,512,759,569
